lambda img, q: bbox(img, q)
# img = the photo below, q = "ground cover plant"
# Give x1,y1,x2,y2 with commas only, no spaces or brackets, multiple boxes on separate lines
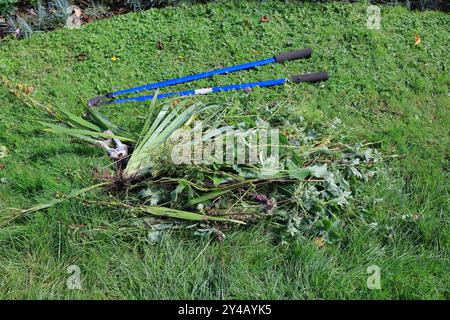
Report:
1,1,448,40
0,0,448,299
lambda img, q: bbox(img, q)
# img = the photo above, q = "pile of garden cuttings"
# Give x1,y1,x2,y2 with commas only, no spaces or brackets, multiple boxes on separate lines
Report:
0,76,383,243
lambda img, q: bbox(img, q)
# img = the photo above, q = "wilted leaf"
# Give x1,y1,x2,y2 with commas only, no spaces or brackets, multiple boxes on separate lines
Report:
186,189,231,207
414,34,421,46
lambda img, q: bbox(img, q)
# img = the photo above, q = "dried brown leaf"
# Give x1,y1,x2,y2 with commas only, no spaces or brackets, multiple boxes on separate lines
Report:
414,34,421,46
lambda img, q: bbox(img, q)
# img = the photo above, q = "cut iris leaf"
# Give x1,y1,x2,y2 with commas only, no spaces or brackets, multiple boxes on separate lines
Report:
84,105,137,141
139,206,245,224
41,122,135,142
123,102,212,179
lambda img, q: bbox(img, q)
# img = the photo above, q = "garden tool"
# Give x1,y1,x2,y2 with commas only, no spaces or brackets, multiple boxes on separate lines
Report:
88,48,328,107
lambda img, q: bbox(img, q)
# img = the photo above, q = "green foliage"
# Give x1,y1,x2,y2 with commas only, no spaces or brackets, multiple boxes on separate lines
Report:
83,1,110,19
0,0,17,16
3,15,35,38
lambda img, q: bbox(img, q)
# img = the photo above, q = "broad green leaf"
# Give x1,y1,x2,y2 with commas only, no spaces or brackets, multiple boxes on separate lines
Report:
286,160,311,180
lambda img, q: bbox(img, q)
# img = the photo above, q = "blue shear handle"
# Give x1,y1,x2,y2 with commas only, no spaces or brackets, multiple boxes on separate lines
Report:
113,78,287,104
111,57,276,97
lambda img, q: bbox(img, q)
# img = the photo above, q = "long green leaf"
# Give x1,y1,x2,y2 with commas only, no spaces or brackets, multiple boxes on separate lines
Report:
136,92,163,147
134,106,170,154
59,109,102,132
185,189,233,207
185,178,258,207
150,103,204,146
42,122,134,142
141,104,187,149
139,206,245,224
0,182,108,227
84,106,137,141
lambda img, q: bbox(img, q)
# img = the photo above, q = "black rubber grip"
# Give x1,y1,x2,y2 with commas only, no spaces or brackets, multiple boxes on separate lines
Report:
274,48,312,63
290,72,329,84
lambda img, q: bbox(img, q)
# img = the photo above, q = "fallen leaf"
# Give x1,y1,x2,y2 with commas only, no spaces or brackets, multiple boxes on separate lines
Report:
24,86,34,94
82,14,94,23
414,34,421,46
314,236,325,248
156,40,164,50
259,15,270,23
76,52,89,61
0,163,5,170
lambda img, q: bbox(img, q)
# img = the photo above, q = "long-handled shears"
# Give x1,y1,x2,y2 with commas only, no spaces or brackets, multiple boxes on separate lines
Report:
88,48,328,107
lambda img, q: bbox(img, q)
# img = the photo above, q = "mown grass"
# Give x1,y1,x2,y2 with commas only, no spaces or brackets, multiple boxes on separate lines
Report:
0,0,448,299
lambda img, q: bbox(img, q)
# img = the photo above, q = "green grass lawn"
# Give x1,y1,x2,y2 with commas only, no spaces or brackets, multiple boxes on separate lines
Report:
0,0,449,299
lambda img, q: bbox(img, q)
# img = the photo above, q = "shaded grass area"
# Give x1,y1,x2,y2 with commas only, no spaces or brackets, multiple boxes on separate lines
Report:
0,0,448,299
